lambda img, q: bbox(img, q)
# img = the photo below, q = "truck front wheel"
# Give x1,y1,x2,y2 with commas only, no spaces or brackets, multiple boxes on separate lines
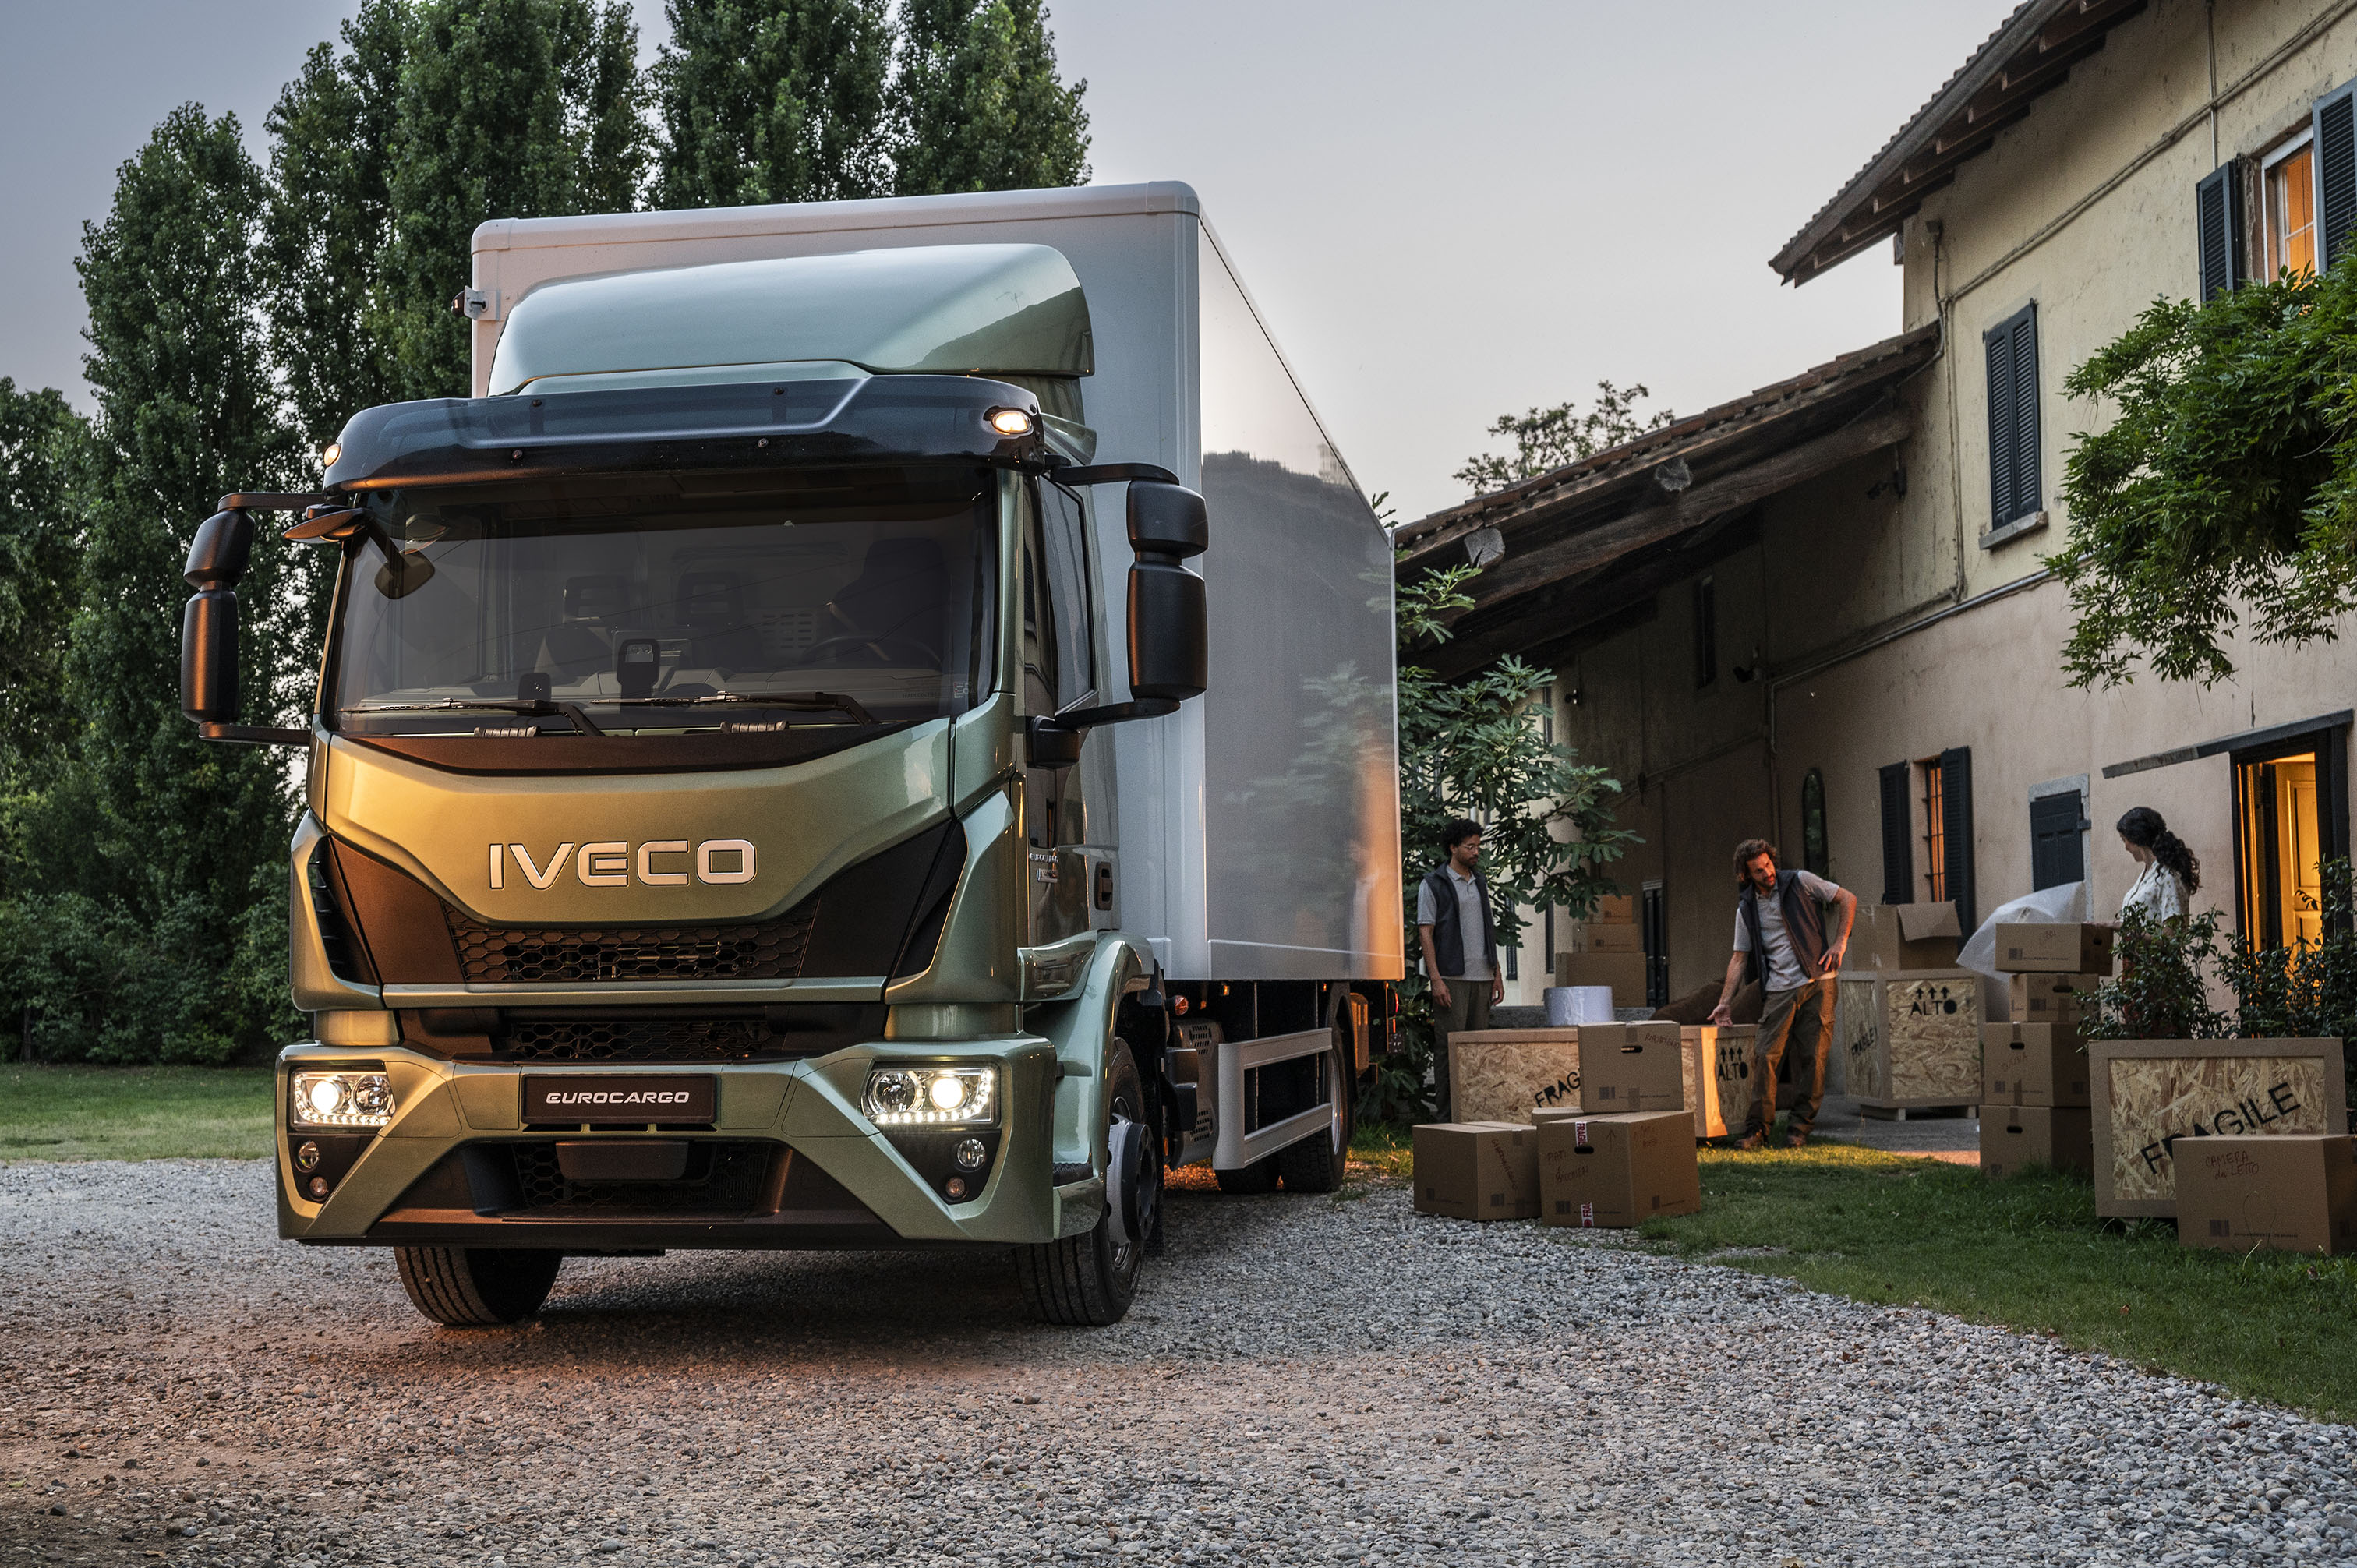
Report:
394,1246,562,1327
1017,1040,1151,1326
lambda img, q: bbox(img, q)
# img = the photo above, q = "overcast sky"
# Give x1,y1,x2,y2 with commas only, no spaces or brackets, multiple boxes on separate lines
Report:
0,1,2016,524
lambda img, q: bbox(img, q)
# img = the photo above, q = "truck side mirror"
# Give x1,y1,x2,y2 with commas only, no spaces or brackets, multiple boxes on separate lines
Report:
1124,481,1207,703
181,510,251,725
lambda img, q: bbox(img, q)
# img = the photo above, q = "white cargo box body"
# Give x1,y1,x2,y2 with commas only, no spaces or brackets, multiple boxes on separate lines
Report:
468,183,1403,984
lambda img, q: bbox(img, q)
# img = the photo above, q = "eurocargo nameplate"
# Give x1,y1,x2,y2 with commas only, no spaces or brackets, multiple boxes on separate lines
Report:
521,1074,716,1125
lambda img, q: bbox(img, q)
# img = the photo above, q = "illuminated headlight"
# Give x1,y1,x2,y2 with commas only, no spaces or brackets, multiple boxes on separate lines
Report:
864,1065,996,1127
289,1070,395,1132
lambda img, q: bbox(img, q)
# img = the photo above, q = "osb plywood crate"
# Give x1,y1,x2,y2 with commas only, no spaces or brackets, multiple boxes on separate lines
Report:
2089,1038,2351,1218
1680,1024,1750,1140
1837,969,1984,1110
1447,1029,1581,1125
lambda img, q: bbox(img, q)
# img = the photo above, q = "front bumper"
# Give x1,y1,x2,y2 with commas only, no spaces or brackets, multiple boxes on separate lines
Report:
274,1035,1083,1250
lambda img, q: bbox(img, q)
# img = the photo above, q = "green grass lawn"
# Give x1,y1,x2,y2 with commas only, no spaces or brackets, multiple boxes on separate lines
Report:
1639,1140,2357,1421
0,1064,274,1161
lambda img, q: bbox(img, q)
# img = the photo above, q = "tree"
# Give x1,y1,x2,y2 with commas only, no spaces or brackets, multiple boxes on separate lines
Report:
653,0,894,207
1454,380,1677,494
891,0,1088,196
2049,256,2357,687
380,0,648,400
1359,555,1638,1126
0,382,90,775
0,105,307,1063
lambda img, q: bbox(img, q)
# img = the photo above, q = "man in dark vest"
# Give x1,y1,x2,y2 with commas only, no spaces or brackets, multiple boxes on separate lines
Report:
1416,818,1502,1119
1709,837,1857,1149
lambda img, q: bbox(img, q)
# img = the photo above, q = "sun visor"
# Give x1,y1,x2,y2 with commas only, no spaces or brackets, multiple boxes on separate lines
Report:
488,244,1094,395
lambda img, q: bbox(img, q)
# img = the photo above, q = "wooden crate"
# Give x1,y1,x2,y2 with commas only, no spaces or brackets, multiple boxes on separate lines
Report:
2088,1038,2350,1217
1447,1029,1581,1124
1836,969,1984,1110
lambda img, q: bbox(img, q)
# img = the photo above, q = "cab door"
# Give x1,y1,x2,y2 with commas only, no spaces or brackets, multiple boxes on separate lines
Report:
1019,481,1094,948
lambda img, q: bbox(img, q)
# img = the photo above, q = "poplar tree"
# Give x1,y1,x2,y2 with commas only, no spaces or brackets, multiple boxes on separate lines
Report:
0,383,89,777
380,0,647,400
653,0,894,207
891,0,1089,196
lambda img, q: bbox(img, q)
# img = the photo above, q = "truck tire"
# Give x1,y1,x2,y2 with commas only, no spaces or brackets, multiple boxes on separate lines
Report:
1213,1157,1280,1194
394,1246,562,1327
1016,1041,1150,1326
1276,1025,1355,1194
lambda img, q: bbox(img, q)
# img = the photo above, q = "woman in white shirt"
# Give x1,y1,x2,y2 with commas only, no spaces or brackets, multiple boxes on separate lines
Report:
2115,805,2199,924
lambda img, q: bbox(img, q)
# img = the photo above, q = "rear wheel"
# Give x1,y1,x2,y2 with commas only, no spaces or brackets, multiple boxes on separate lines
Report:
1277,1018,1356,1193
1017,1040,1153,1326
1213,1156,1281,1194
394,1247,561,1327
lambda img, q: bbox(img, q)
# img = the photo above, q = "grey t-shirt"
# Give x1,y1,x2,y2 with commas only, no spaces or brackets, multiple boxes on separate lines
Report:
1733,870,1842,991
1415,866,1493,981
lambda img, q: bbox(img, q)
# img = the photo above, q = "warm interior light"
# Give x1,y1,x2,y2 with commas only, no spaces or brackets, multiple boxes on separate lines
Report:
988,408,1034,436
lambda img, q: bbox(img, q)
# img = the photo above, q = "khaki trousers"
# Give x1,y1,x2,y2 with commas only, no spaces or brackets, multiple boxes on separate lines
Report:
1432,979,1494,1121
1748,976,1836,1138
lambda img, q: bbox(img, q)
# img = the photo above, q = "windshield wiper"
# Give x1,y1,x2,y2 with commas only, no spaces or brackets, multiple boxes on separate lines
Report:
607,691,880,726
341,697,603,736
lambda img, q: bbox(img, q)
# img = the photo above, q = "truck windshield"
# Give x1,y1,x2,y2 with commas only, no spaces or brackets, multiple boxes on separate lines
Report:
329,476,995,735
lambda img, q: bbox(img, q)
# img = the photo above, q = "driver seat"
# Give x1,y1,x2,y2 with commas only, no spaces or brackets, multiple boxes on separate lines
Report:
823,537,947,661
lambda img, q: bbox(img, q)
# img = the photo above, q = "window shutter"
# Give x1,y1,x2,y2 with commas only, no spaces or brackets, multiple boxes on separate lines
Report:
1984,324,2015,528
2007,309,2039,522
2317,78,2357,270
2030,790,2086,891
2196,164,2242,300
1939,746,1976,934
1878,761,1913,906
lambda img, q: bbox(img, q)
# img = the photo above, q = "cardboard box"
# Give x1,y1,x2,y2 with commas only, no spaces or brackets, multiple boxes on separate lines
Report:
1981,1023,2091,1106
2176,1135,2357,1255
1538,1111,1701,1227
1981,1105,2094,1178
1412,1122,1539,1220
1838,969,1984,1110
1713,1024,1762,1136
1842,902,1963,971
1554,950,1648,1005
1996,923,2115,975
1533,1105,1583,1125
1589,895,1635,924
1570,922,1643,955
2008,972,2101,1032
1578,1022,1685,1112
2089,1039,2350,1217
1445,1029,1581,1125
1678,1025,1743,1139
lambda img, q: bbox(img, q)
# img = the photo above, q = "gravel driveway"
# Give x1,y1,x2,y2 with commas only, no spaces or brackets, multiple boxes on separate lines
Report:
3,1157,2354,1568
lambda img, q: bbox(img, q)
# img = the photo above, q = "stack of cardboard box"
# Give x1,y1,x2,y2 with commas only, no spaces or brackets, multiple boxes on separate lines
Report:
1412,1021,1701,1228
1554,894,1645,1009
1980,923,2110,1176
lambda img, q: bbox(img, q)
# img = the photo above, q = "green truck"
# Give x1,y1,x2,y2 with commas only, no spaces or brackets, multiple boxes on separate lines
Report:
179,183,1401,1326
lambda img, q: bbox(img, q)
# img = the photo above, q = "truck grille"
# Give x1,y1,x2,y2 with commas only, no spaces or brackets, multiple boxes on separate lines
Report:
508,1142,776,1213
445,904,818,984
497,1015,793,1065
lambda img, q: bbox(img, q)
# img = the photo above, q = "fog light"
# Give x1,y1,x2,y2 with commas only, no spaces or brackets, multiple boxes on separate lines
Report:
294,1140,321,1173
945,1176,968,1200
864,1065,996,1127
955,1138,988,1171
306,1175,330,1199
289,1070,395,1132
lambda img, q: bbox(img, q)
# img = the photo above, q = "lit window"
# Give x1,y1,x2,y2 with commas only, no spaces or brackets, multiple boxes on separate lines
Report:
2265,139,2316,279
1919,759,1946,902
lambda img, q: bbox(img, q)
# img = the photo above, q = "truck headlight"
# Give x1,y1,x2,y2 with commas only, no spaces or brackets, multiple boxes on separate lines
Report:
289,1070,396,1132
864,1065,996,1127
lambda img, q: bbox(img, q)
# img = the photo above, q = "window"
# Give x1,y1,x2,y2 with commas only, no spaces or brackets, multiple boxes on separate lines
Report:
2232,725,2350,950
2263,136,2317,279
1984,305,2040,528
1693,575,1716,689
1801,769,1829,878
1919,759,1947,902
2030,784,2087,890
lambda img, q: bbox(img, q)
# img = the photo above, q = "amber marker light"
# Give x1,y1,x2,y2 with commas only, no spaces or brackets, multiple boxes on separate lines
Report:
987,408,1034,436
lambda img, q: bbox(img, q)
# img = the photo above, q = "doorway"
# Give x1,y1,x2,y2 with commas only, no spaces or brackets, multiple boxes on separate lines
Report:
2231,725,2348,948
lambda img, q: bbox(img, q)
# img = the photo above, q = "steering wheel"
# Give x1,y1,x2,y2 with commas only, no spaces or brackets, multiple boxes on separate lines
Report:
797,633,940,667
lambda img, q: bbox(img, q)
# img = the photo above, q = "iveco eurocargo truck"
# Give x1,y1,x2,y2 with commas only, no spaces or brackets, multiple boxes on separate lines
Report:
178,182,1401,1326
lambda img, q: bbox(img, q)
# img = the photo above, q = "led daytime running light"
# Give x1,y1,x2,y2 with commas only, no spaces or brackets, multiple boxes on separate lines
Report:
289,1070,396,1132
863,1065,997,1128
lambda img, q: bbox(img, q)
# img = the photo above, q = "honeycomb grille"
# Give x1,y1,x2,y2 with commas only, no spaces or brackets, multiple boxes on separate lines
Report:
497,1016,793,1065
508,1142,774,1213
446,902,818,984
